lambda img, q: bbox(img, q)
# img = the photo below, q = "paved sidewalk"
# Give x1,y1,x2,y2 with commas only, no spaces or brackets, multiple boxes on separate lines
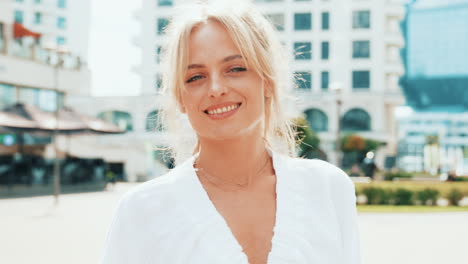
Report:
0,183,467,264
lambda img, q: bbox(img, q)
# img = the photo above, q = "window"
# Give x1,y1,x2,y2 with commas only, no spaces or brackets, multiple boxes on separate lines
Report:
0,84,16,108
342,108,371,131
57,0,66,8
352,70,370,89
155,74,162,90
0,23,4,53
321,41,329,60
352,40,370,58
353,10,370,29
57,17,66,29
321,71,329,90
18,87,40,107
158,0,172,6
14,10,23,23
155,46,162,63
255,0,284,2
321,12,329,30
294,42,312,60
294,13,312,30
304,108,328,132
295,72,312,90
157,18,169,35
34,12,42,25
98,111,133,132
265,13,284,31
146,110,165,132
56,36,66,46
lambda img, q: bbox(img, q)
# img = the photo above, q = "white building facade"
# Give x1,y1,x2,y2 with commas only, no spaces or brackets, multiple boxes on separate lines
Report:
134,0,406,170
10,0,90,61
1,0,91,158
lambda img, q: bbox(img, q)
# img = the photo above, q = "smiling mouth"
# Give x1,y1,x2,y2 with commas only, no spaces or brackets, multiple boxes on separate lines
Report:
204,103,242,115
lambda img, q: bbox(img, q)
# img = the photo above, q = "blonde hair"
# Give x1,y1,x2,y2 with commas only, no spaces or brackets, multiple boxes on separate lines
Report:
158,0,297,165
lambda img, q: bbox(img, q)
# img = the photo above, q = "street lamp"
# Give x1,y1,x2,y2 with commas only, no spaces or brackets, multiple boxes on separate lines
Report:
330,82,343,168
42,42,69,205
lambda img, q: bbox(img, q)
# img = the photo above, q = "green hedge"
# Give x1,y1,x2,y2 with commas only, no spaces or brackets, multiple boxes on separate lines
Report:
355,182,468,206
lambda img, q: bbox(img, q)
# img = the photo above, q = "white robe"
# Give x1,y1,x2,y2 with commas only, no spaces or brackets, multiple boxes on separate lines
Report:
101,150,361,264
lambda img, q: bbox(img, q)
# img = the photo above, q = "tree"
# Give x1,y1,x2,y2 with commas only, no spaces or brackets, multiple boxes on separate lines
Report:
291,117,325,159
340,133,382,168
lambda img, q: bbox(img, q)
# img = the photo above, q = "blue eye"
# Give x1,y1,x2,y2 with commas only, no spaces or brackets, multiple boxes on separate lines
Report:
229,67,247,73
186,75,203,83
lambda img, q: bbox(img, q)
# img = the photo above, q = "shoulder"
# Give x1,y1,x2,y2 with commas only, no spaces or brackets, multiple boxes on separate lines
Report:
281,155,354,190
118,160,193,214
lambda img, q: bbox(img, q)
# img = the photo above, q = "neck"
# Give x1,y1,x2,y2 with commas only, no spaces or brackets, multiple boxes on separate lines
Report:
195,127,273,187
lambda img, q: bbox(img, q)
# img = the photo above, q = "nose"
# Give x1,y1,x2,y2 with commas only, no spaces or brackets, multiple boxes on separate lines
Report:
208,75,227,98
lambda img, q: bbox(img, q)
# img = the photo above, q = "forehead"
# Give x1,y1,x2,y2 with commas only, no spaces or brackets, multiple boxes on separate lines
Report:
187,20,241,63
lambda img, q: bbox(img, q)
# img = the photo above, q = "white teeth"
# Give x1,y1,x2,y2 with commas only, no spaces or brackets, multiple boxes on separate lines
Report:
206,104,239,115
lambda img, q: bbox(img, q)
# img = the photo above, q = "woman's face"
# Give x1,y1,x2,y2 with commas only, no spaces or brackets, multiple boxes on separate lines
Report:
180,20,270,141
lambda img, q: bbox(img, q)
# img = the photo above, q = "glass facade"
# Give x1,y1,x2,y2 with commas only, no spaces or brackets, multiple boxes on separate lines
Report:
295,71,311,89
157,18,169,35
294,13,312,30
321,12,329,30
294,42,312,60
352,70,370,89
321,41,329,60
265,13,284,31
321,71,329,90
352,10,370,29
352,40,370,58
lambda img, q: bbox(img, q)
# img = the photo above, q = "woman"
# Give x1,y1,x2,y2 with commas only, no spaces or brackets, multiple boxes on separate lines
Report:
101,1,360,263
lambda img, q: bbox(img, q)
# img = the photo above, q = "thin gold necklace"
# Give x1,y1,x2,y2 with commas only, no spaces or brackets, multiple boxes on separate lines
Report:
194,153,271,189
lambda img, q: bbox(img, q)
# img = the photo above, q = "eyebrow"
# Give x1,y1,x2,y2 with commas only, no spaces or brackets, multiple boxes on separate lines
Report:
187,54,243,70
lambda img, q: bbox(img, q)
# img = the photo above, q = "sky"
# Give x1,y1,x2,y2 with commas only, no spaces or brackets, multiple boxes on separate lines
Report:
88,0,142,97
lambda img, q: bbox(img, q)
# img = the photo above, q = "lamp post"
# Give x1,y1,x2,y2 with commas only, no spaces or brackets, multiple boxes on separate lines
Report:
43,42,69,205
330,82,343,168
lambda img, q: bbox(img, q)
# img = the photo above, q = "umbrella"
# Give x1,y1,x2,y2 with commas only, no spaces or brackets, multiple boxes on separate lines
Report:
3,103,88,133
59,107,124,134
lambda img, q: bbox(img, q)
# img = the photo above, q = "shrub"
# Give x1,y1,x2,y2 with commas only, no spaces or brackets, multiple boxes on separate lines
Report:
362,187,393,205
416,188,440,206
394,188,414,205
384,171,413,181
447,188,463,206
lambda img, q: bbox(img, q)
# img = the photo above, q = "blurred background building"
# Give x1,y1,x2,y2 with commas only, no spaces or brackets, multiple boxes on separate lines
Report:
0,0,91,154
135,0,406,171
397,0,468,175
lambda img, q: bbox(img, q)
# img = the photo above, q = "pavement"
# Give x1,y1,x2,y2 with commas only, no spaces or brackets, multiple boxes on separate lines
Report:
1,183,467,264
